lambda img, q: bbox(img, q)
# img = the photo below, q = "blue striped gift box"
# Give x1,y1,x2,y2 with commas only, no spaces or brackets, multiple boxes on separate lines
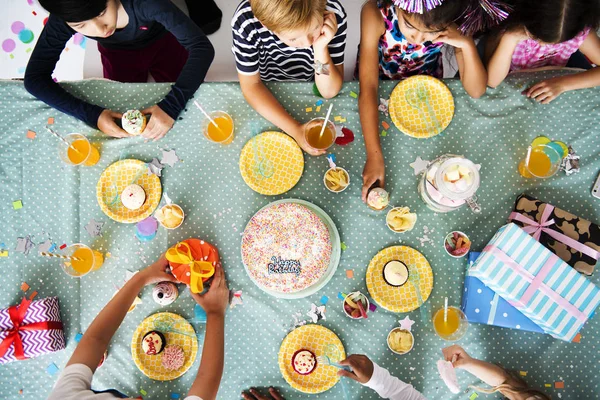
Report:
469,223,600,342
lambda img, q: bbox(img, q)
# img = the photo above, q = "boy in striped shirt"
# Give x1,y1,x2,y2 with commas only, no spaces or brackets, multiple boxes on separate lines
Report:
231,0,347,155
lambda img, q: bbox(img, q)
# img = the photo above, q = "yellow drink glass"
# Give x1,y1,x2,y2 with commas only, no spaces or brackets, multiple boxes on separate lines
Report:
58,133,100,166
202,111,234,145
433,306,468,341
518,144,561,179
61,243,104,277
304,118,336,152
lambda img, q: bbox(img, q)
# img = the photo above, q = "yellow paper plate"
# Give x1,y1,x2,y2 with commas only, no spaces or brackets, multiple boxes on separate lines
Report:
131,312,198,381
278,324,345,394
239,132,304,196
366,246,434,313
389,75,454,138
96,159,162,223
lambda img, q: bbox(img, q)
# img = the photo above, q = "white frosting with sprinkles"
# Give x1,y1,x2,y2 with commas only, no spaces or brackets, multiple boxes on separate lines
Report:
242,203,332,293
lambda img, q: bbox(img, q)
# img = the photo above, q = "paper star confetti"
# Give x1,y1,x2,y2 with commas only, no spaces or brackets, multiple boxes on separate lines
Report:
38,240,54,253
15,236,34,255
147,158,164,177
307,303,326,323
378,98,389,117
85,219,104,237
410,156,429,175
399,315,415,331
161,149,180,167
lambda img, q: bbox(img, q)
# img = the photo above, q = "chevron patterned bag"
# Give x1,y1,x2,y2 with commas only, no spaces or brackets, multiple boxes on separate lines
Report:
0,296,65,364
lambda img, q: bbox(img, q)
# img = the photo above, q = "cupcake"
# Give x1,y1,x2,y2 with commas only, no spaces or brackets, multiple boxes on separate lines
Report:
383,260,409,287
367,188,389,211
292,349,317,375
121,184,146,210
122,110,146,135
152,282,179,306
161,345,185,371
142,331,166,355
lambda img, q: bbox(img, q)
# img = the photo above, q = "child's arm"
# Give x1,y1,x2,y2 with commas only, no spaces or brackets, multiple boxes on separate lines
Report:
24,15,128,138
66,255,177,371
486,29,527,88
358,0,386,202
438,25,487,98
338,355,426,400
187,264,229,400
524,31,600,103
313,11,345,99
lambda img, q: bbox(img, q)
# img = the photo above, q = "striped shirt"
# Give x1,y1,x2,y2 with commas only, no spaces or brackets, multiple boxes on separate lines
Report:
231,0,347,81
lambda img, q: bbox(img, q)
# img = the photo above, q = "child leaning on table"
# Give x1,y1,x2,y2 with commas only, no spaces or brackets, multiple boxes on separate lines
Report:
357,0,487,201
47,255,230,400
486,0,600,103
443,345,551,400
242,354,426,400
25,0,215,141
231,0,347,156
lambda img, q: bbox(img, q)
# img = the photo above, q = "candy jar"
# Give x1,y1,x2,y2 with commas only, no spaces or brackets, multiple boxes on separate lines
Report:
417,155,481,213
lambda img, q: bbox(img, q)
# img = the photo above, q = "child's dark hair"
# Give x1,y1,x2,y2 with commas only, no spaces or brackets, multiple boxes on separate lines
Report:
389,0,469,31
39,0,108,23
504,0,600,43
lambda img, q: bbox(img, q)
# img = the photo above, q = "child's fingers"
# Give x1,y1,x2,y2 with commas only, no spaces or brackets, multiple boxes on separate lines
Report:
249,388,268,400
241,392,257,400
337,368,359,382
268,387,285,400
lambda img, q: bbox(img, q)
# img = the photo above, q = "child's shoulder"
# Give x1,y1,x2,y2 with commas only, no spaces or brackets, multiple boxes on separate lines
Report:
326,0,347,18
231,0,257,31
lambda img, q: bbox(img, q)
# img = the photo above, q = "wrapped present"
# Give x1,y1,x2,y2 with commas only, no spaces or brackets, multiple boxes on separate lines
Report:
509,194,600,275
462,252,544,334
470,223,600,342
166,239,219,293
0,296,66,364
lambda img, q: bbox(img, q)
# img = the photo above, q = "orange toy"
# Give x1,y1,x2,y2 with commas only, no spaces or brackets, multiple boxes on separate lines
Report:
166,239,220,293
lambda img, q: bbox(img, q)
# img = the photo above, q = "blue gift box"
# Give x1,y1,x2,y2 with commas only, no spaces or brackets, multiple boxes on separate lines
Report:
461,252,544,334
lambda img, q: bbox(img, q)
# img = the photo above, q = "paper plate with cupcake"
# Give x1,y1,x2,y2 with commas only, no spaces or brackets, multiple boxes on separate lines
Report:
131,312,198,381
278,324,345,394
96,159,162,223
366,246,434,313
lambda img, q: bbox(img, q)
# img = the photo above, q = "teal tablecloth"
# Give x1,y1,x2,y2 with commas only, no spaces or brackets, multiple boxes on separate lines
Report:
0,71,599,400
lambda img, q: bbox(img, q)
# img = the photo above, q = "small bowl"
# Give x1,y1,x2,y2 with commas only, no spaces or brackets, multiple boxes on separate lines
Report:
386,207,417,233
342,291,370,320
156,204,185,230
387,327,414,355
444,231,471,258
323,167,350,193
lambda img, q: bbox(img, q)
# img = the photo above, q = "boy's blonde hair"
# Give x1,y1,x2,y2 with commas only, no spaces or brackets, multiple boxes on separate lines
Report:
251,0,326,32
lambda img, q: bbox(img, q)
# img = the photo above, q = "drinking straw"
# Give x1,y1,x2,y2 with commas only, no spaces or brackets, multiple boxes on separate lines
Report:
39,251,81,262
318,103,334,140
45,126,81,154
444,297,449,323
193,100,220,129
525,146,532,167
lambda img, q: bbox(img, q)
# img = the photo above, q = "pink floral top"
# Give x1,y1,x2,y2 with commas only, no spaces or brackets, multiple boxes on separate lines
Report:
510,27,591,71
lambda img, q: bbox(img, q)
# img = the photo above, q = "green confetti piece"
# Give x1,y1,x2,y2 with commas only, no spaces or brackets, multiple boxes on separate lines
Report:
469,393,479,400
340,242,347,251
140,388,147,396
381,130,388,137
349,91,358,98
12,200,23,210
9,54,14,59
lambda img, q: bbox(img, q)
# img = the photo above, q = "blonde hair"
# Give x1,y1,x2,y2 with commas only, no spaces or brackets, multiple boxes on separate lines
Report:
250,0,326,32
470,371,551,400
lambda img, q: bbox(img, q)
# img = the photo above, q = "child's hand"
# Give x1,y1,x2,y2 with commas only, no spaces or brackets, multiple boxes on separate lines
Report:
242,387,285,400
138,254,178,286
97,109,129,138
140,105,174,141
442,345,473,369
289,123,326,156
190,263,229,317
361,155,385,202
313,12,338,51
337,354,374,384
523,77,566,104
437,25,472,49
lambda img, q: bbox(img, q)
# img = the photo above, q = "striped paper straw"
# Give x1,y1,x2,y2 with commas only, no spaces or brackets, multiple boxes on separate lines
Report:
39,251,81,262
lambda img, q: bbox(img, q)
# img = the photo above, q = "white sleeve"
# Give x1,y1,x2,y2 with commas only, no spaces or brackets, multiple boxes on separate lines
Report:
46,364,121,400
183,397,203,400
363,362,427,400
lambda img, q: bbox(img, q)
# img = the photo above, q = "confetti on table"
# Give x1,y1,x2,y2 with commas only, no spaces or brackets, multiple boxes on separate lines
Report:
10,54,14,59
26,130,36,140
32,10,37,15
334,116,342,122
340,242,347,250
555,382,564,389
305,107,313,112
26,48,32,53
170,394,181,399
410,156,430,175
38,240,53,253
572,333,581,343
59,244,67,250
339,118,347,123
85,218,105,237
545,384,552,388
140,388,147,396
378,97,389,117
47,117,54,125
160,149,180,167
320,295,329,305
0,249,7,257
13,200,23,210
307,303,326,323
15,236,34,255
469,393,479,400
382,121,390,130
399,316,415,331
519,371,527,376
316,99,324,106
349,91,358,98
46,363,59,375
20,282,29,291
346,269,354,279
75,333,83,342
381,130,388,137
316,106,321,112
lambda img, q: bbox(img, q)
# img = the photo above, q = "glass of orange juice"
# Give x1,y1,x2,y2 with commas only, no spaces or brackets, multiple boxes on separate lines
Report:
518,144,561,179
60,243,104,277
58,133,100,166
433,306,468,341
304,118,336,152
202,111,234,145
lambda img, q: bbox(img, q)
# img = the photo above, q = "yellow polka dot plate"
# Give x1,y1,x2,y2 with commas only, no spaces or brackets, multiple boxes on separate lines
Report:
278,324,345,394
389,75,454,138
239,131,304,196
96,159,161,223
131,312,198,381
366,246,434,313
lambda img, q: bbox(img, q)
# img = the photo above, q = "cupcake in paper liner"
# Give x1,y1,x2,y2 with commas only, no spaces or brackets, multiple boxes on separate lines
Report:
122,110,146,135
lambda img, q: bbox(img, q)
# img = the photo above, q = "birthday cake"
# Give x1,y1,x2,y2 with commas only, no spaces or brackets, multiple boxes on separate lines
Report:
241,202,332,294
